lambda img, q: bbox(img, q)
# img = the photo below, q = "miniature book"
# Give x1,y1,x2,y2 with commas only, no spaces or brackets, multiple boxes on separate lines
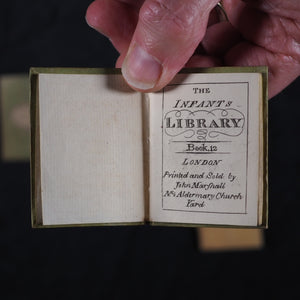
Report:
30,67,268,228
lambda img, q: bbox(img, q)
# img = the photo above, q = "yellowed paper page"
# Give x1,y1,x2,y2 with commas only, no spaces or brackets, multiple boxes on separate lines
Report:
149,72,261,226
38,73,144,225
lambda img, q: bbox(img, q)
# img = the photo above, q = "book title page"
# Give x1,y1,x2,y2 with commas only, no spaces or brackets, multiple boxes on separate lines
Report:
149,72,262,226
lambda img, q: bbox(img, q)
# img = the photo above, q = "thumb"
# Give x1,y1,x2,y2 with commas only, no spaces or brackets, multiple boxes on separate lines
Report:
121,0,220,92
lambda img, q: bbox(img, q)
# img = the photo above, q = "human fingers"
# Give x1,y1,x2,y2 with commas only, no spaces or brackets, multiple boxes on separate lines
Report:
121,0,220,92
222,0,300,98
86,0,142,54
185,54,222,68
201,21,241,56
223,0,300,61
225,41,300,98
239,0,300,20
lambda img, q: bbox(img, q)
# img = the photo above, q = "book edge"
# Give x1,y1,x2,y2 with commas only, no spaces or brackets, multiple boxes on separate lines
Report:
30,69,42,227
148,221,267,228
261,67,269,228
32,221,145,229
29,66,268,76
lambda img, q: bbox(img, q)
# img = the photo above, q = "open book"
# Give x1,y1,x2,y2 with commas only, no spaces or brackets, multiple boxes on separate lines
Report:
30,67,268,228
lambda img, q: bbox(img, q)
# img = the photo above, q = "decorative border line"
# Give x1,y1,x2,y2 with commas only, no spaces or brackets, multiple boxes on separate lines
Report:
161,81,249,215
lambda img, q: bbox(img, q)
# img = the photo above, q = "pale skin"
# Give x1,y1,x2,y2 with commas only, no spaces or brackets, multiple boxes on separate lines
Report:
86,0,300,98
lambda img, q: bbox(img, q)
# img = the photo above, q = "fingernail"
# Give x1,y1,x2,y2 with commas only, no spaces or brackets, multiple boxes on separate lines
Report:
122,44,162,90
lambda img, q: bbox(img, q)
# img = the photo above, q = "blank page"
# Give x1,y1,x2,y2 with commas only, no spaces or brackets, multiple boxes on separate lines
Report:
38,73,144,225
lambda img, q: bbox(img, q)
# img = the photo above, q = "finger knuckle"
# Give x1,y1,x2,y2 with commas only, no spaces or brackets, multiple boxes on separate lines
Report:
140,0,199,33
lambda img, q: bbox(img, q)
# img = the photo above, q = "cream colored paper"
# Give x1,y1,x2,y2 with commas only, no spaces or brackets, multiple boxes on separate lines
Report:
149,73,261,226
39,73,144,225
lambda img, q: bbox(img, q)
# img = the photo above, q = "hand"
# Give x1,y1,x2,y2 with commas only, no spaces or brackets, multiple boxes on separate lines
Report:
86,0,300,98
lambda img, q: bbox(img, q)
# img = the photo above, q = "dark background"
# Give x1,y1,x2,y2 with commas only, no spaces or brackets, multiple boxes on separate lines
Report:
1,1,299,299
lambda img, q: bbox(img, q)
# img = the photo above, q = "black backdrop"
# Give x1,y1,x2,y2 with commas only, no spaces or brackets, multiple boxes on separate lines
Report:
1,1,299,299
